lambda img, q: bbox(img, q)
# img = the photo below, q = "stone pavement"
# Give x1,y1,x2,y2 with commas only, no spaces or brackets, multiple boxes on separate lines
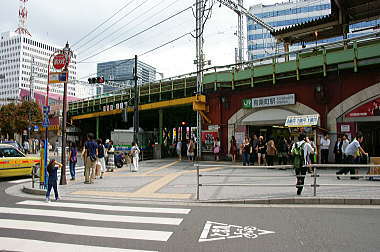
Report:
14,158,380,204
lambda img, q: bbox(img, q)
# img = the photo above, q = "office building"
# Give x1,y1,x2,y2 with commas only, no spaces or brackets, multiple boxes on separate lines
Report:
97,59,156,91
247,0,380,60
0,31,78,105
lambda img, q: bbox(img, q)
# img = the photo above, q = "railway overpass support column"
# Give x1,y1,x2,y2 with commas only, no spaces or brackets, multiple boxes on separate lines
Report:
96,117,99,139
159,109,163,144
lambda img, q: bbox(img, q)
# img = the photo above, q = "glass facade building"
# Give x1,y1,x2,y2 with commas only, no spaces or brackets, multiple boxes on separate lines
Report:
247,0,380,60
97,59,156,92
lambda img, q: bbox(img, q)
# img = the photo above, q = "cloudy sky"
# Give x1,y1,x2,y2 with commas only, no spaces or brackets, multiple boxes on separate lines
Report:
0,0,281,80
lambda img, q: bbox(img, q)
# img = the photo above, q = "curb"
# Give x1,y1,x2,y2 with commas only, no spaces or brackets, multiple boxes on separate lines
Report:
197,197,380,205
22,186,46,196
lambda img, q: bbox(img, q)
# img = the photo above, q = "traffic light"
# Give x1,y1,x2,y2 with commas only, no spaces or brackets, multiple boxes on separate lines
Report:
88,76,105,84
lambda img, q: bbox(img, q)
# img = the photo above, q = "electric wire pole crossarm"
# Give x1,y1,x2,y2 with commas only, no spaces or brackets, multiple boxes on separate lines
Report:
215,0,275,32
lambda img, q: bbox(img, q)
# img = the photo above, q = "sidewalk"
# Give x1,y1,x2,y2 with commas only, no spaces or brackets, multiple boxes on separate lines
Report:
14,158,380,205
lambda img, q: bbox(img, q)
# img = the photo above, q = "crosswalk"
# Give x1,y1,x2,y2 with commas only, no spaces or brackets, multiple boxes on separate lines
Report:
0,199,191,251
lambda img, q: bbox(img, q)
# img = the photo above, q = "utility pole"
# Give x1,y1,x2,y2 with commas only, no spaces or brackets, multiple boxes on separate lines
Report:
29,56,34,100
133,55,139,144
237,0,244,64
196,0,204,160
60,42,71,186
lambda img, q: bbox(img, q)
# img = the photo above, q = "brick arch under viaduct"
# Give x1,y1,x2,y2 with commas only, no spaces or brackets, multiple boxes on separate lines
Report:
204,67,380,153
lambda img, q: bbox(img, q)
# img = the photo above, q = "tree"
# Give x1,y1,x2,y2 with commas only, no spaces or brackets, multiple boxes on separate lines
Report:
0,101,42,138
0,103,17,138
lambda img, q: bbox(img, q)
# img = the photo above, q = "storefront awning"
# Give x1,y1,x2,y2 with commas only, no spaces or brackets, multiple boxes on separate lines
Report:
285,114,320,127
242,108,298,125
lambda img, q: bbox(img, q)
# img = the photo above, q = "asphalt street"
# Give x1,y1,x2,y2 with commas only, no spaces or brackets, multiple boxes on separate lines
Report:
1,175,380,251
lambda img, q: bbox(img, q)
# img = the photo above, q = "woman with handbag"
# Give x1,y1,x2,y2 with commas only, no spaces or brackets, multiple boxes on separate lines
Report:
68,142,77,181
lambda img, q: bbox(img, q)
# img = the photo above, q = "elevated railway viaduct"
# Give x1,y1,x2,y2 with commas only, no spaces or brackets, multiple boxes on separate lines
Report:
69,33,380,157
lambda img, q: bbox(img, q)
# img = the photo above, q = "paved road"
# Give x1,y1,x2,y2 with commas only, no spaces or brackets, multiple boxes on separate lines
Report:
0,178,380,251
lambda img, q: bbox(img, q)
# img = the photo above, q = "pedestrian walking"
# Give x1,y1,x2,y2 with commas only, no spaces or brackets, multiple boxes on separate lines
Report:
229,136,238,162
187,138,195,162
341,134,349,161
23,140,29,154
277,136,289,166
68,142,77,180
131,141,140,172
242,137,250,166
106,140,115,172
45,159,62,202
320,134,331,164
82,133,98,184
291,134,313,195
336,134,368,179
96,139,106,179
104,139,110,165
257,136,266,166
266,138,277,166
250,135,258,164
213,137,221,161
176,140,182,160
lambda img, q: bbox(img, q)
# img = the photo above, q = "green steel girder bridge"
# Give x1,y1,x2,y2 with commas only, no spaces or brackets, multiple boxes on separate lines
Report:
69,32,380,121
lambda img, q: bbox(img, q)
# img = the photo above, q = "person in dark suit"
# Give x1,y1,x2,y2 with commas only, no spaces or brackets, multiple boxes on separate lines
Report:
333,135,343,164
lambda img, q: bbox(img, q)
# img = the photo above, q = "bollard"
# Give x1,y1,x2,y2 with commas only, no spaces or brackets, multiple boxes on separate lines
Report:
196,162,200,200
313,165,317,196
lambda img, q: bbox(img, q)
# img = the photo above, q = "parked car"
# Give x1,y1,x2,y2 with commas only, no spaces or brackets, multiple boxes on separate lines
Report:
0,144,40,178
0,141,25,153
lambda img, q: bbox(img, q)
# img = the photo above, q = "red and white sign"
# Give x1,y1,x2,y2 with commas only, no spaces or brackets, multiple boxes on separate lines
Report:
345,98,380,117
53,54,66,69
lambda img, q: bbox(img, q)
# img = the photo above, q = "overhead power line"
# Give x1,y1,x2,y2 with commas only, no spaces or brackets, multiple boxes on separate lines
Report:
78,0,167,56
78,31,193,80
72,0,136,48
76,0,151,53
79,5,193,63
78,0,179,57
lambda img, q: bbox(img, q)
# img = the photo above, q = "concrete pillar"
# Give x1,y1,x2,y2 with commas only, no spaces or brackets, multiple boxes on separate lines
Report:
159,109,163,144
96,117,99,139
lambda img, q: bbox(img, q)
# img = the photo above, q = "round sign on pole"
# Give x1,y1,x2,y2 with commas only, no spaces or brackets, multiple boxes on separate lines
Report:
53,54,66,70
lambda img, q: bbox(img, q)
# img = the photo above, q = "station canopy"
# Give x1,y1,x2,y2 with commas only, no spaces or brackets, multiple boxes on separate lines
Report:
271,0,380,44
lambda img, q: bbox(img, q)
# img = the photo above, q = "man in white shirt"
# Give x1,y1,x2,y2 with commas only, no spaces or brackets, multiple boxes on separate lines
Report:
320,134,331,164
341,134,350,159
336,134,367,179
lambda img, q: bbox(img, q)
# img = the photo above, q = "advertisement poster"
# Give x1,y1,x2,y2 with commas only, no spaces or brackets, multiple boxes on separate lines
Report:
201,131,218,152
346,98,380,117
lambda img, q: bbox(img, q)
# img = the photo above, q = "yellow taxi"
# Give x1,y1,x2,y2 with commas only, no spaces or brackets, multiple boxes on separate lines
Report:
0,144,40,178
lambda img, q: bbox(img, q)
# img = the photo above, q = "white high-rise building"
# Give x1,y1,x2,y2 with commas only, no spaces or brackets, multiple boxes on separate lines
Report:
0,31,78,105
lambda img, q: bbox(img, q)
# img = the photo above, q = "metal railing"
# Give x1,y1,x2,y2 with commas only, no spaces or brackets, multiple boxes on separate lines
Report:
195,163,380,200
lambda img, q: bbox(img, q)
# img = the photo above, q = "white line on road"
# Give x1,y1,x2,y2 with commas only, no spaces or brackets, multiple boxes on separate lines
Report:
17,200,191,214
8,178,31,184
0,237,156,252
0,219,172,241
0,207,183,225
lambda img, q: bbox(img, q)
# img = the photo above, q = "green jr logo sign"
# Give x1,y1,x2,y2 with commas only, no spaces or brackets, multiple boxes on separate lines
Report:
242,99,252,109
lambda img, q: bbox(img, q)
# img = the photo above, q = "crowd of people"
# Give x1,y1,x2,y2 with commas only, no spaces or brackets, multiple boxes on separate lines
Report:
228,134,316,167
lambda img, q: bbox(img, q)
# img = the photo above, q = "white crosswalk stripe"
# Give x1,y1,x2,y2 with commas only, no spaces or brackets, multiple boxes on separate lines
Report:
0,206,183,225
17,200,192,214
0,219,172,241
0,237,157,252
0,200,192,251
